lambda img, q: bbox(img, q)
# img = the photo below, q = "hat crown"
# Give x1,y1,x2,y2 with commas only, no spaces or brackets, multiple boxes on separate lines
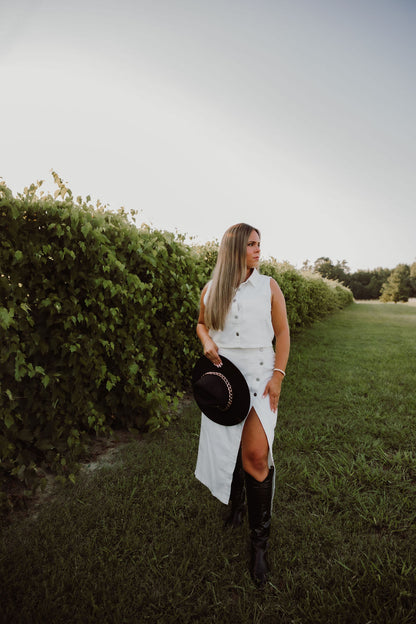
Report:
193,371,233,412
192,355,250,426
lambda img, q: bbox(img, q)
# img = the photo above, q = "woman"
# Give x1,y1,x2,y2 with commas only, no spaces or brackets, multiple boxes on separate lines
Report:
195,223,290,587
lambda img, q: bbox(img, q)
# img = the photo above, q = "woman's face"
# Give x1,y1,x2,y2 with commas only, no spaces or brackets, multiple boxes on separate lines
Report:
246,229,261,270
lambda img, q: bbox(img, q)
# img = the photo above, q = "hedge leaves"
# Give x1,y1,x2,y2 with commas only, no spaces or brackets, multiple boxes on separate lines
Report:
0,176,352,493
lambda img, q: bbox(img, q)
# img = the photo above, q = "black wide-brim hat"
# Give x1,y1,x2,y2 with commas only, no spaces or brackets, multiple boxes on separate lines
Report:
192,355,250,426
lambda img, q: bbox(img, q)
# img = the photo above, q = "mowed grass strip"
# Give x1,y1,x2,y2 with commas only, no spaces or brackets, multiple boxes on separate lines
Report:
1,302,415,624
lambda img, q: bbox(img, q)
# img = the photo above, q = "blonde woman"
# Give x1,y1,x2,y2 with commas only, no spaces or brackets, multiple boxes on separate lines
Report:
195,223,290,588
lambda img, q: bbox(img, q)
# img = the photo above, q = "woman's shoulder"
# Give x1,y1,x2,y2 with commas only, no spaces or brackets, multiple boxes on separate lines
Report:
268,276,285,302
258,272,272,282
257,272,284,298
257,272,275,289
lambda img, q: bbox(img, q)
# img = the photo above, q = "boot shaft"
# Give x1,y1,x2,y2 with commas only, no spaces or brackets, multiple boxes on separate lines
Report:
225,446,246,527
245,466,274,531
245,466,274,587
229,446,245,503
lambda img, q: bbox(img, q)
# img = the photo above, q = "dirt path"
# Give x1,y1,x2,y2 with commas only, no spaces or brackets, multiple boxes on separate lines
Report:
3,429,142,524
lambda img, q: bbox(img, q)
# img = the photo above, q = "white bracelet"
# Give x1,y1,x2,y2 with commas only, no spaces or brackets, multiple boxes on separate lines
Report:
273,368,286,377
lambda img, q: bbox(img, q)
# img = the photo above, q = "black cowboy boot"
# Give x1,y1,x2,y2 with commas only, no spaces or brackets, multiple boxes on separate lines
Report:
224,447,246,527
245,466,274,588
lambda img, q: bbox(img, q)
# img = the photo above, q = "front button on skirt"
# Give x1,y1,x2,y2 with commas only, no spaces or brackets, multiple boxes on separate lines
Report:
195,346,277,505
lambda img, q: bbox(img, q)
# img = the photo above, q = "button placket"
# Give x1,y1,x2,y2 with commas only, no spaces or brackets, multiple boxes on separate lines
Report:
252,359,262,397
232,294,241,339
253,358,264,397
231,297,240,327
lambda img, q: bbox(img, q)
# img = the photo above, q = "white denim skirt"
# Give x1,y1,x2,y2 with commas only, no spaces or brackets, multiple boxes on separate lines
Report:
194,346,277,505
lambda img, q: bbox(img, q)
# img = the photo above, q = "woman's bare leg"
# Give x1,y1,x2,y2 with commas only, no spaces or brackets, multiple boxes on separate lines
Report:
241,408,269,481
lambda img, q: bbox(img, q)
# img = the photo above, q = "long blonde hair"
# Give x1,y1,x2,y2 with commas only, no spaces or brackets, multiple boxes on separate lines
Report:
205,223,260,330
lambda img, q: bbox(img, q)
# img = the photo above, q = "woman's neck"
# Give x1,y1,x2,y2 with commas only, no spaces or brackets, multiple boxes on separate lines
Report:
244,267,254,282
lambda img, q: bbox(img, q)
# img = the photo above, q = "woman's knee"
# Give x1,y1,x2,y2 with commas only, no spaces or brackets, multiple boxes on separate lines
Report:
242,447,268,473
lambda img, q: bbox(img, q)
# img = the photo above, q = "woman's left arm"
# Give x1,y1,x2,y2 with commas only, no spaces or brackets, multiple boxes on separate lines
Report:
263,278,290,413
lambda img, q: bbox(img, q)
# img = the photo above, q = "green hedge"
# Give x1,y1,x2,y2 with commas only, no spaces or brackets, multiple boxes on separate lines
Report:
0,178,352,494
0,179,202,489
260,261,353,328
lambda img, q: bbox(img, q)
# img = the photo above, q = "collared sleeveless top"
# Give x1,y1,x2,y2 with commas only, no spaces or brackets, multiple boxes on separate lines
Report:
205,269,274,348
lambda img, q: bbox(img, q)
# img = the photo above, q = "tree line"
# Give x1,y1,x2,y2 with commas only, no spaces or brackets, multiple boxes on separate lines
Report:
303,258,416,302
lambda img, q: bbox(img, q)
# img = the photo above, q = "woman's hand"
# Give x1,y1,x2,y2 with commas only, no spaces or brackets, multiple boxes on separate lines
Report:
263,373,283,413
203,337,222,368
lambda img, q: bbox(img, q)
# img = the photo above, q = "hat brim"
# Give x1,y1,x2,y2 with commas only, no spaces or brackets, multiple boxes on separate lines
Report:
192,355,250,426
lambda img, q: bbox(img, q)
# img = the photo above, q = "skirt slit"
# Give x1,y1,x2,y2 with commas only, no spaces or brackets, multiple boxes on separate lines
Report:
195,346,277,505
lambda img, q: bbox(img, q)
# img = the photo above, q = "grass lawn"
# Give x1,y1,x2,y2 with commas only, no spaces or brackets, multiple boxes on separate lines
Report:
1,302,415,623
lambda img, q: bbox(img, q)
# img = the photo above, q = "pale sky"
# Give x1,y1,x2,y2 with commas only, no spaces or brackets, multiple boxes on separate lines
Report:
1,0,415,271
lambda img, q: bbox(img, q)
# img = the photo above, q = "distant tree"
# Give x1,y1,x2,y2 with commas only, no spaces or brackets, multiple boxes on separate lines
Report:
347,270,371,299
307,257,415,301
301,259,314,272
409,261,416,297
368,270,390,298
313,257,350,283
348,268,391,300
380,264,411,302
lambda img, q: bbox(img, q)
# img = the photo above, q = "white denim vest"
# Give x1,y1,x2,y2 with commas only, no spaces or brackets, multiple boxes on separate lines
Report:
206,269,273,348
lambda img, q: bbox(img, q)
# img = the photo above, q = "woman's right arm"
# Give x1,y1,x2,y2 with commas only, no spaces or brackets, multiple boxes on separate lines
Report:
196,285,223,368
